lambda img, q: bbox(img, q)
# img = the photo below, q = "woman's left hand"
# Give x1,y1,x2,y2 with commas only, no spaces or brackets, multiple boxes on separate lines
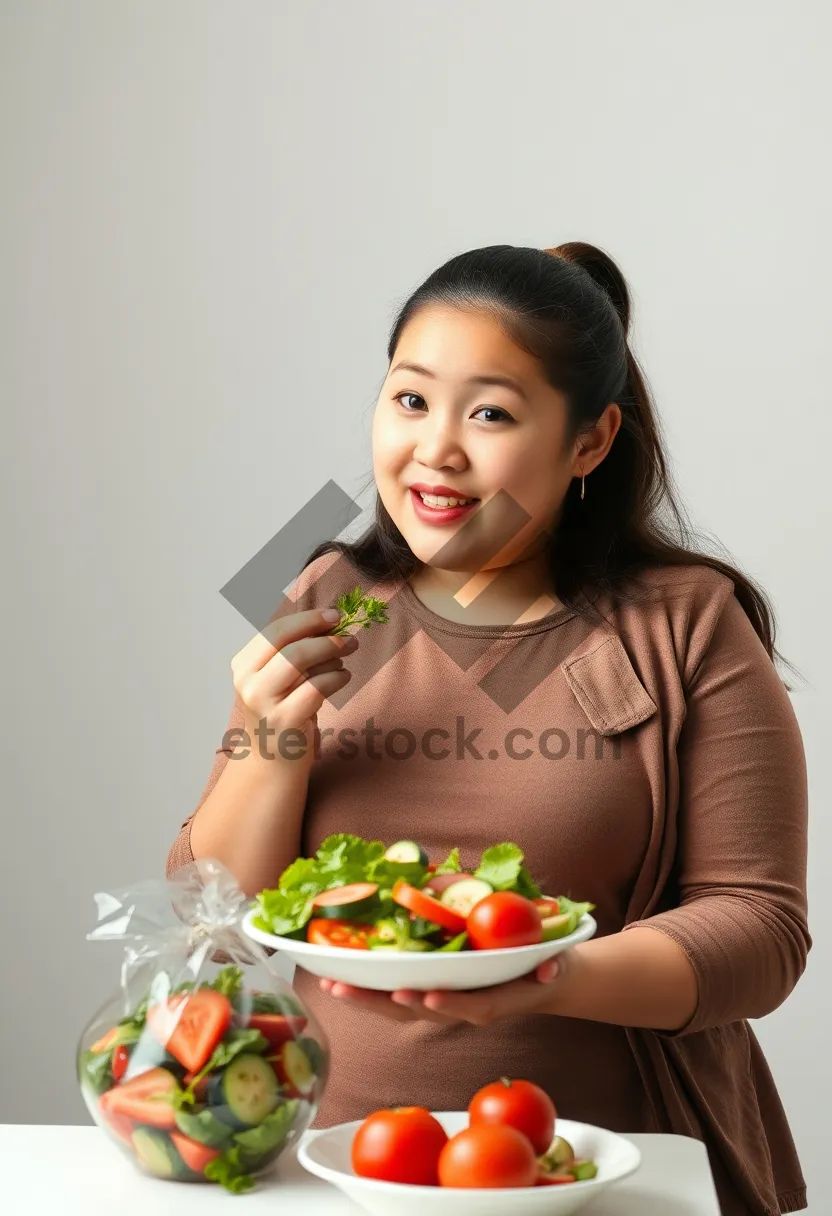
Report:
317,955,562,1026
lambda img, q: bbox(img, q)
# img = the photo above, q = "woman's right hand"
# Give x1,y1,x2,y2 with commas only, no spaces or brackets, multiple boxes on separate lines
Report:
230,607,357,760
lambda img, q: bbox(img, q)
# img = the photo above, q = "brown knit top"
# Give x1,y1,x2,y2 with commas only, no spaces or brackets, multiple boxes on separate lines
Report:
167,550,810,1216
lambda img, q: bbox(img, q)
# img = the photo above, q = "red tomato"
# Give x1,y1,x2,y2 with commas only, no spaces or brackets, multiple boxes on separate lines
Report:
306,918,373,948
146,988,232,1073
352,1106,449,1186
170,1131,222,1173
468,1077,556,1156
100,1067,178,1129
392,880,466,934
466,892,542,950
111,1044,129,1082
247,1012,308,1048
437,1124,538,1189
533,897,561,918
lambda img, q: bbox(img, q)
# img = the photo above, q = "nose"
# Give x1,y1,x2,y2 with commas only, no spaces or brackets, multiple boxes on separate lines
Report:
412,418,468,471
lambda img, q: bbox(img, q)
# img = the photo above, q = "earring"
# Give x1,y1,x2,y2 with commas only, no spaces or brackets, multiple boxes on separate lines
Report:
580,469,585,500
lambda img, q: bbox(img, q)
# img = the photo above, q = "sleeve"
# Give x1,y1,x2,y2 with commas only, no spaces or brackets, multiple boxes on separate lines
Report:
623,589,811,1035
164,549,345,878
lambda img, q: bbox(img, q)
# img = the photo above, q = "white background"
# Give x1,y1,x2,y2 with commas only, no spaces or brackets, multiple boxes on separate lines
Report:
2,1,830,1210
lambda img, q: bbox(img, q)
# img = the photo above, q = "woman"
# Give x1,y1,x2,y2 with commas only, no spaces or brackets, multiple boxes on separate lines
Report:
167,242,810,1214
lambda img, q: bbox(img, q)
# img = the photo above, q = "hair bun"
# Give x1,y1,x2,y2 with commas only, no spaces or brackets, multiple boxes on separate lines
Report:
544,241,631,333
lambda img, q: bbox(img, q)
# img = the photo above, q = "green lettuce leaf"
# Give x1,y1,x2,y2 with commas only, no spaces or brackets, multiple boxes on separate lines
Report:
174,1107,234,1147
204,1145,256,1193
233,1099,299,1155
433,847,462,875
474,843,526,890
211,965,244,1000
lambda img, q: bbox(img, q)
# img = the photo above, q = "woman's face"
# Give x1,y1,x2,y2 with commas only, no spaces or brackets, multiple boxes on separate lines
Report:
372,304,606,576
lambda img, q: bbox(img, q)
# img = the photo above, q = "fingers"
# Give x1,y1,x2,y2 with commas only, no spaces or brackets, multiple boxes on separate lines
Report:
317,977,458,1024
233,608,346,678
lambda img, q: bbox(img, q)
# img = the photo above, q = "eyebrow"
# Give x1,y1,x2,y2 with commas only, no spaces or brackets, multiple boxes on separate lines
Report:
390,361,529,402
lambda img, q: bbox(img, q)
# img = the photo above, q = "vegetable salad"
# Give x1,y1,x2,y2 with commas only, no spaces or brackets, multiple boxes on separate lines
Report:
78,964,327,1193
253,835,593,952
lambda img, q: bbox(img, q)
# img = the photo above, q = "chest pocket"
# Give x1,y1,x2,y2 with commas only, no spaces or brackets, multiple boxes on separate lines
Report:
560,633,657,736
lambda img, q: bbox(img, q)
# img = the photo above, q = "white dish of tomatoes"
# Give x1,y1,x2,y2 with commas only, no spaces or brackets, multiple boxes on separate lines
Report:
242,899,596,992
298,1110,641,1216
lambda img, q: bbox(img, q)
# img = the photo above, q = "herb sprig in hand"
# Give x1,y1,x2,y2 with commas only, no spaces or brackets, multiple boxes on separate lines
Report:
327,586,389,636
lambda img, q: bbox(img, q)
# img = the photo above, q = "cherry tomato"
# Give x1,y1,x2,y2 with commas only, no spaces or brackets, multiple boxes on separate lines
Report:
351,1106,449,1185
111,1044,129,1082
468,1077,556,1156
437,1124,538,1189
392,880,466,934
465,892,543,950
306,918,373,949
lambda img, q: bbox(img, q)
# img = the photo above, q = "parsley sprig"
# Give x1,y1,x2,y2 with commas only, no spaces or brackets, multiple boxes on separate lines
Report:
327,586,389,635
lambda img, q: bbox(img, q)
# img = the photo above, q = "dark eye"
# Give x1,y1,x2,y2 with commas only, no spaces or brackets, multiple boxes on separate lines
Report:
473,406,513,423
393,393,512,423
394,392,426,412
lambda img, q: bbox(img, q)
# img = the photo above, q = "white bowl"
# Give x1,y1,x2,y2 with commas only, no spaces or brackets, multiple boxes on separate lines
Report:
298,1112,641,1216
242,908,596,991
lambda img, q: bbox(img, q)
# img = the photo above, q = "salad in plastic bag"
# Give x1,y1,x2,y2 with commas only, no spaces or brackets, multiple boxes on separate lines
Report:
77,859,329,1192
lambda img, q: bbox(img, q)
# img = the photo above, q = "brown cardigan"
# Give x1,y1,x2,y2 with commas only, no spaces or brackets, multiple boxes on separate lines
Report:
167,551,810,1215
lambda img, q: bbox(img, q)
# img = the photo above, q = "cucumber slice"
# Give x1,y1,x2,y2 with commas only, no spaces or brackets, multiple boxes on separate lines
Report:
278,1040,315,1095
437,931,468,952
209,1053,279,1129
541,912,576,941
571,1160,598,1181
439,877,493,917
384,840,429,866
310,882,379,919
132,1127,188,1179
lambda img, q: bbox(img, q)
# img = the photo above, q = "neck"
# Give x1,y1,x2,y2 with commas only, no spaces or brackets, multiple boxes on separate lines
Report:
409,553,562,626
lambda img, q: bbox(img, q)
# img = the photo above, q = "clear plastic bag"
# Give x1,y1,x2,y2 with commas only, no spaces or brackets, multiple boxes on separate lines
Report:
76,859,329,1192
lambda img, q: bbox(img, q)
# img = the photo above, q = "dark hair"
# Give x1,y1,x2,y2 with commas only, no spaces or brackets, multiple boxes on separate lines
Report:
305,242,799,686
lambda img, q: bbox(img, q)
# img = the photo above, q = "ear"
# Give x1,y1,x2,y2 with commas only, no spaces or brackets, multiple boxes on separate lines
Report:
560,633,657,735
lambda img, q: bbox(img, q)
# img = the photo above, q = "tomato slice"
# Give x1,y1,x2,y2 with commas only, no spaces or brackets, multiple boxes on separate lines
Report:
101,1067,178,1129
111,1044,129,1082
533,897,561,918
248,1013,308,1048
170,1131,221,1173
98,1099,134,1145
536,1171,576,1185
306,918,373,949
392,880,466,934
90,1027,119,1054
147,988,232,1073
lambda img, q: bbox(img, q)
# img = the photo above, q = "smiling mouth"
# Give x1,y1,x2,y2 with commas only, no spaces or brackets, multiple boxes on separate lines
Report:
412,490,479,508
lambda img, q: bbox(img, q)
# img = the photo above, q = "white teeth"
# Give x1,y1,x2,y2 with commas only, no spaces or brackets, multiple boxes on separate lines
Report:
417,492,475,508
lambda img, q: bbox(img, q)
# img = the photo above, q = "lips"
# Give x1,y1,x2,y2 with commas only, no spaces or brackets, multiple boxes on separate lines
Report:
409,483,478,499
408,487,479,525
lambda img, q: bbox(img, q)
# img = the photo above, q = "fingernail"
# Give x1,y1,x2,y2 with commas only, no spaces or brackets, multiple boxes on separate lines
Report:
322,608,341,622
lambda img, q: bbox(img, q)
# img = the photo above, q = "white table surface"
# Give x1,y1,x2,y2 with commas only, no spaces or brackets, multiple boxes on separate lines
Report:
0,1124,721,1215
